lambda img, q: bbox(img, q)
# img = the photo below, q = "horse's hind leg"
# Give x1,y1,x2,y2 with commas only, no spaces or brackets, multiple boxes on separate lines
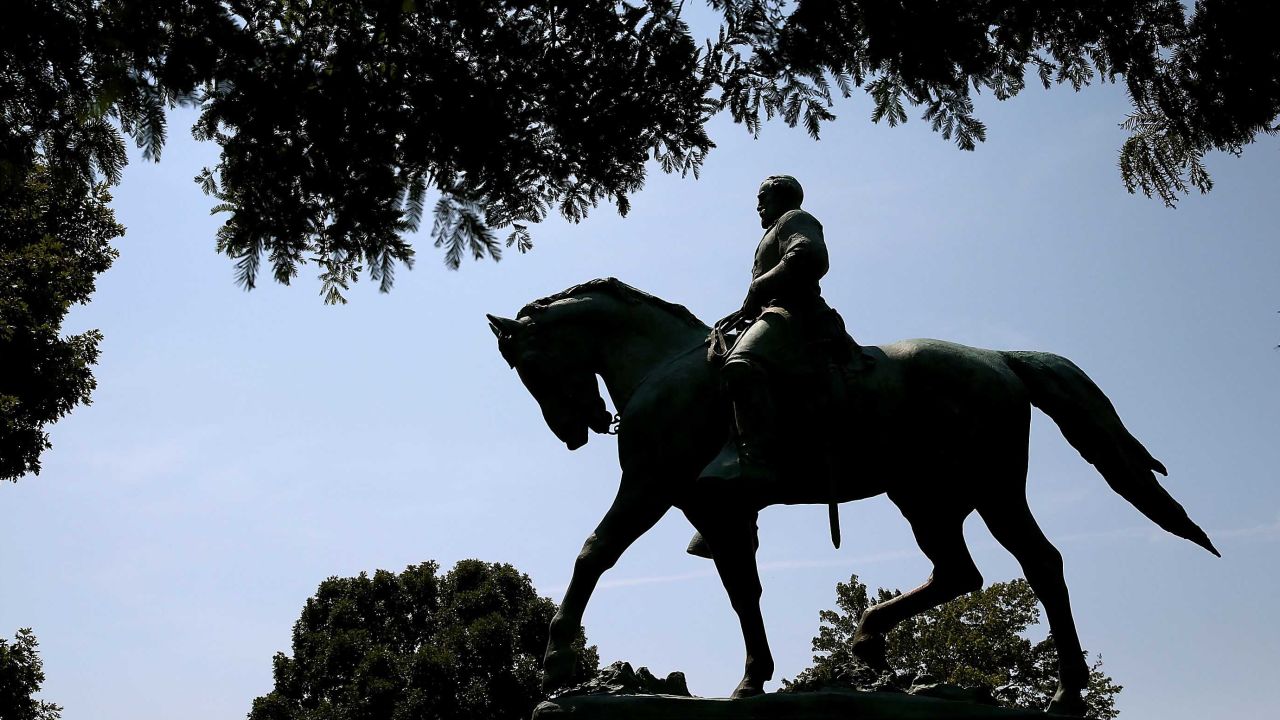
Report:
978,496,1090,716
851,502,983,672
685,506,773,698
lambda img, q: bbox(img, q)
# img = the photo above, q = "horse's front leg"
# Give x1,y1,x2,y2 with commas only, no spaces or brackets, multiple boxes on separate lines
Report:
685,505,772,698
544,483,669,691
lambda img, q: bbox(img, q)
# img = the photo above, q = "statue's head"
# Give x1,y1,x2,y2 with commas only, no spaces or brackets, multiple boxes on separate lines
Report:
486,312,612,451
757,175,803,228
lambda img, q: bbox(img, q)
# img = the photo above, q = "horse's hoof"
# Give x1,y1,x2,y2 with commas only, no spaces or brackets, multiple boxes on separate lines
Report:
541,648,577,693
1046,686,1087,717
730,679,765,699
850,632,890,671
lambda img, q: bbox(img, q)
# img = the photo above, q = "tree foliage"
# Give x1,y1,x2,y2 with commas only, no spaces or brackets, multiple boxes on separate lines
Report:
248,560,598,720
2,1,239,479
707,0,1280,207
8,1,1277,303
0,629,63,720
786,574,1121,719
4,2,1277,474
193,0,711,302
0,165,120,481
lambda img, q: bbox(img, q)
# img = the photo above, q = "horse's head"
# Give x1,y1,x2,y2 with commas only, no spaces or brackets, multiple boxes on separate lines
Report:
487,312,612,451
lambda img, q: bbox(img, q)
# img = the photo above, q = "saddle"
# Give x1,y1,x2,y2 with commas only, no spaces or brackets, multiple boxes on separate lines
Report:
708,306,871,399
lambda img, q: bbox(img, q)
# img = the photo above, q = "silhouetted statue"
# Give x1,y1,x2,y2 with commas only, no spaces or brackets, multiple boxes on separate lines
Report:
489,279,1217,715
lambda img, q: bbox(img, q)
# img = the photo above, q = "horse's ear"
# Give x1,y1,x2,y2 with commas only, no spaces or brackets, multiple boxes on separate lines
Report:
486,314,521,339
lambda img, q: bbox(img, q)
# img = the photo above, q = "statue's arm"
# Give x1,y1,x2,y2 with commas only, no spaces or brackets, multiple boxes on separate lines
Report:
745,212,828,310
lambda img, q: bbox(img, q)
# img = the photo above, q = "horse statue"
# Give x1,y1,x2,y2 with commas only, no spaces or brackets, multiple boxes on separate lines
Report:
487,277,1218,715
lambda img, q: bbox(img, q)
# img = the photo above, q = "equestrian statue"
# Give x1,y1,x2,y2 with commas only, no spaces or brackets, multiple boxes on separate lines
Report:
486,176,1219,716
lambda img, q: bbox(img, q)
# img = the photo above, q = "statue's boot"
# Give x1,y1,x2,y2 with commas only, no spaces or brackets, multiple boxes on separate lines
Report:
688,368,775,559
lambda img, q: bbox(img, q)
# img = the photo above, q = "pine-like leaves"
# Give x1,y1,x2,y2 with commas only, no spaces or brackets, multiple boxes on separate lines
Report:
1119,109,1214,206
706,0,1279,192
433,196,501,271
192,0,714,299
9,0,1279,309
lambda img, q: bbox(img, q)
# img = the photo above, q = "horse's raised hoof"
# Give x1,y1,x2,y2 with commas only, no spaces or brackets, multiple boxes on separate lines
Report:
850,631,890,672
1046,685,1087,717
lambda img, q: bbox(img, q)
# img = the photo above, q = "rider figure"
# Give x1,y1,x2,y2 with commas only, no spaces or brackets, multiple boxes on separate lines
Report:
688,175,840,558
689,175,852,558
701,174,839,471
709,175,832,481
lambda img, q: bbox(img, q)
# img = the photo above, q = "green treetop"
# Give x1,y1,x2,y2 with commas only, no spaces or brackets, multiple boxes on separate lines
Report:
0,628,63,720
248,559,598,720
786,574,1122,719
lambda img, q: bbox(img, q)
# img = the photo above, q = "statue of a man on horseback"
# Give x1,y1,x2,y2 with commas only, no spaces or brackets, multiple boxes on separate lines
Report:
485,181,1219,711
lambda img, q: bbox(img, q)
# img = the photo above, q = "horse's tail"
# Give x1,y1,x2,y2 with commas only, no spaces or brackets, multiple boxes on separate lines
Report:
1001,350,1220,557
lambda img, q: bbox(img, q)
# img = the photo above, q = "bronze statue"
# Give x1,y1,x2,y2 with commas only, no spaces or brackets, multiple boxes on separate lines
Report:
488,259,1217,715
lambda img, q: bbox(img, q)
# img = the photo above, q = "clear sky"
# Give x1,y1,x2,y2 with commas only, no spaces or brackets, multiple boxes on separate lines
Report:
3,36,1279,720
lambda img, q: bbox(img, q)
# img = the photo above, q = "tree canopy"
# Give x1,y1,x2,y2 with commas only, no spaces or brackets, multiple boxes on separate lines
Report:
8,1,1278,300
785,574,1121,719
0,165,120,481
710,0,1280,206
0,628,63,720
4,1,1278,477
247,559,598,720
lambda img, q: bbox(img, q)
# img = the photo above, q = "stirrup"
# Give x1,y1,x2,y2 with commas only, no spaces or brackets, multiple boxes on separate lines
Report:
685,527,761,560
697,441,776,485
686,532,713,559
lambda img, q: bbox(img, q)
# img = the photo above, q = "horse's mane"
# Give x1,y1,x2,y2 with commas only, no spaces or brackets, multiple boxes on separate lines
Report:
518,277,706,330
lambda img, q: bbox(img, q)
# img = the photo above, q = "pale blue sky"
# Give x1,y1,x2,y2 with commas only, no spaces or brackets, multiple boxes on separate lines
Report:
3,43,1279,720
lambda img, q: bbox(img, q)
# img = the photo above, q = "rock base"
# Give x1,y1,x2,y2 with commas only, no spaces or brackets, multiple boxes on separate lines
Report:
533,689,1077,720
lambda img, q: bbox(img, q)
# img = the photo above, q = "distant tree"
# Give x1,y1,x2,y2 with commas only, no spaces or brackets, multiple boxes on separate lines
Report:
248,560,598,720
786,574,1121,719
0,165,120,481
0,628,63,720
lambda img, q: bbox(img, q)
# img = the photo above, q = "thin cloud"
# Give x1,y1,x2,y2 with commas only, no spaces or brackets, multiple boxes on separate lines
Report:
1211,512,1280,540
551,515,1277,595
558,548,920,594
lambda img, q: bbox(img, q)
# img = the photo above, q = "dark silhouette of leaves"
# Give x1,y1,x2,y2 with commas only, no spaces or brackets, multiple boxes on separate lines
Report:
0,629,62,720
5,0,1279,475
247,560,598,720
0,166,120,481
708,0,1280,205
784,575,1121,720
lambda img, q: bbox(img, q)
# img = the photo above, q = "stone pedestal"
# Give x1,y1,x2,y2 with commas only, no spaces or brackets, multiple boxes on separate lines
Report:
533,689,1076,720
